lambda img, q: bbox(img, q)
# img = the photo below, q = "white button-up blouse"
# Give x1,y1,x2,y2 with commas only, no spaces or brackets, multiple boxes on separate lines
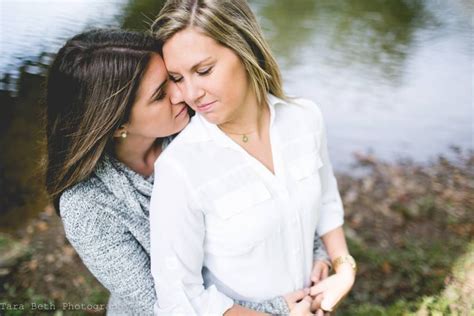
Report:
150,95,345,315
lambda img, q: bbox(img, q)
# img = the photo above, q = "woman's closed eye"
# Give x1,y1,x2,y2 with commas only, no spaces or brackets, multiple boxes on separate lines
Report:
168,66,213,83
169,74,183,83
151,81,168,102
154,90,167,101
197,66,213,76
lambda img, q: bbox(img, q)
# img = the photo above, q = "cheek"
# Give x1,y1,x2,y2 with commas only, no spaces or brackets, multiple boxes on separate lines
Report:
228,62,249,96
224,72,248,106
139,106,166,128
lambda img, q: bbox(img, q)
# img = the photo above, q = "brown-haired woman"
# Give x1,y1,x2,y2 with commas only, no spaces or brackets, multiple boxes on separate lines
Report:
45,29,330,315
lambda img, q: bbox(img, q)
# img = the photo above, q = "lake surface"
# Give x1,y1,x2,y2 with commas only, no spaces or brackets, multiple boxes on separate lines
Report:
0,0,472,231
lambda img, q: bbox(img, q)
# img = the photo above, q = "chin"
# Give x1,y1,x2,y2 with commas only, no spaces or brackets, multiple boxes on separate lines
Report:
177,120,190,134
200,112,224,125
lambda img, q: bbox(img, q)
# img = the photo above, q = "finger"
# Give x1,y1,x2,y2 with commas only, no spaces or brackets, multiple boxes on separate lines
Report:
311,272,321,283
321,264,329,279
310,299,318,313
311,293,323,310
311,262,323,282
310,280,327,296
293,296,313,314
316,309,324,316
285,289,308,303
314,264,330,283
301,296,312,305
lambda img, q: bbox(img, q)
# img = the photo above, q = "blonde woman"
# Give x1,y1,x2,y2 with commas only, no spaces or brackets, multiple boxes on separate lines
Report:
149,0,356,315
46,29,329,315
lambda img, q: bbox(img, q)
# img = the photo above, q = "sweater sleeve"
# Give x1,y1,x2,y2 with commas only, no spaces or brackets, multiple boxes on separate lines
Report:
313,232,331,264
235,296,290,315
60,187,156,315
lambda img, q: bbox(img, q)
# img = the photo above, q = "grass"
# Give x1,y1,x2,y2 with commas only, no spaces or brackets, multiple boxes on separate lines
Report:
0,150,472,315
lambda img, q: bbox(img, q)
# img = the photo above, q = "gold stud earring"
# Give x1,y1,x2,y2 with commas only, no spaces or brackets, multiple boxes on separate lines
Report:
120,130,128,138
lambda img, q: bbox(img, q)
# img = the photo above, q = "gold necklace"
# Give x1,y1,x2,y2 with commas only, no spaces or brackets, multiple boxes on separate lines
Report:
219,127,257,143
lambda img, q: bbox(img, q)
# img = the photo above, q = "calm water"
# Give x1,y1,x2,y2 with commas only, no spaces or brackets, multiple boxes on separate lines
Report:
0,0,472,231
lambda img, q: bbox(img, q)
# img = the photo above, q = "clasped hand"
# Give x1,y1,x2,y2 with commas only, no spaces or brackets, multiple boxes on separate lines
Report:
285,260,355,316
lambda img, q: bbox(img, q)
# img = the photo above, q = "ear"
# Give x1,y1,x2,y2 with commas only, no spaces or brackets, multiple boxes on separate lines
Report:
113,124,128,138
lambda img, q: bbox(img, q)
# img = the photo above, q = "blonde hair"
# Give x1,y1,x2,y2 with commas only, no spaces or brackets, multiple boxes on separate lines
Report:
152,0,286,105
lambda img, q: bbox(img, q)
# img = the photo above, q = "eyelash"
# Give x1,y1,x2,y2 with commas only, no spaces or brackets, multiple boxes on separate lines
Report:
169,66,213,83
169,75,182,83
155,90,167,101
197,66,213,76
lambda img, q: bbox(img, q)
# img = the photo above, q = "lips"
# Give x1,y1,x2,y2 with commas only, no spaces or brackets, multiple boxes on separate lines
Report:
196,100,216,113
175,105,187,118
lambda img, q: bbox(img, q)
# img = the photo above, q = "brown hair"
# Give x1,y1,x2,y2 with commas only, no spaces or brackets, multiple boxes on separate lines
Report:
152,0,285,106
45,29,161,212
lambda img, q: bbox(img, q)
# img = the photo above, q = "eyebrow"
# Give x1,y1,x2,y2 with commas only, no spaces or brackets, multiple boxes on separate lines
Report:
150,79,168,101
168,56,213,76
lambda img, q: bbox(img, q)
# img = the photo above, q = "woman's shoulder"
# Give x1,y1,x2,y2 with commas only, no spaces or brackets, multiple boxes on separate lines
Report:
59,175,120,235
286,96,323,120
154,115,208,163
276,96,325,133
60,174,105,210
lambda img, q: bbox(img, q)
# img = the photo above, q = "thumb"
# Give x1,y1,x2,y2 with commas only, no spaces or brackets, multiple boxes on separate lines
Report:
320,292,337,312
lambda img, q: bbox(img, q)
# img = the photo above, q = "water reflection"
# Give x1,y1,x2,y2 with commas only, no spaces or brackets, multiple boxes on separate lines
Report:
255,0,438,82
0,0,128,95
0,0,168,230
0,0,472,230
120,0,166,30
255,0,471,168
0,62,49,231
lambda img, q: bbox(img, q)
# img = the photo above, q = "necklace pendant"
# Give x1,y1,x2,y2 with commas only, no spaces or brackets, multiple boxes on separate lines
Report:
242,134,249,143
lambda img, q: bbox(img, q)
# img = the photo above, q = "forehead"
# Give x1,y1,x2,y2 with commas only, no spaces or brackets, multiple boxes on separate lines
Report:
137,54,166,92
162,27,222,71
145,53,165,73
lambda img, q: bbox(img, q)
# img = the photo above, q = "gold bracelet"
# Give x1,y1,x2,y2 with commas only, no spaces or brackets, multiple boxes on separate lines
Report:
332,254,357,273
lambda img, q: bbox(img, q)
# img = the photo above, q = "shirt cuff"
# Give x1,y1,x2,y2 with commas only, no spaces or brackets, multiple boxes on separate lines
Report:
317,210,344,237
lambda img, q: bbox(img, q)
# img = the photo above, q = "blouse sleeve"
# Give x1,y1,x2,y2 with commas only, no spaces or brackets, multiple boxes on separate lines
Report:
314,104,345,236
149,158,234,315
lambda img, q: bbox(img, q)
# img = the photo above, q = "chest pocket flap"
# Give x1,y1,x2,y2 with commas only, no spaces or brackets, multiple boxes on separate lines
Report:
289,153,324,180
213,182,271,219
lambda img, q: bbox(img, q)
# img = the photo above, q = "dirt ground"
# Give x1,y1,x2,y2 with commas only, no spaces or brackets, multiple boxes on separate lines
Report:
1,149,473,315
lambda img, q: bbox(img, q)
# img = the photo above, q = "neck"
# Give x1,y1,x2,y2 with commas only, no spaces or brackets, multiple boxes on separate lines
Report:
218,93,268,139
113,136,162,177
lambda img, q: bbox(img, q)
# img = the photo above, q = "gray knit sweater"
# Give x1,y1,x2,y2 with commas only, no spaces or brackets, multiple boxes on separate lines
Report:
60,155,329,315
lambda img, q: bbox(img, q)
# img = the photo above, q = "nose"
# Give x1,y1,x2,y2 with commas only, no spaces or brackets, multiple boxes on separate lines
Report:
168,81,185,105
182,79,205,106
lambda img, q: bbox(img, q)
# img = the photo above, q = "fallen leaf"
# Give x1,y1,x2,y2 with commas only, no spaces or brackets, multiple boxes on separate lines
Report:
28,259,38,271
382,261,392,274
36,221,48,232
